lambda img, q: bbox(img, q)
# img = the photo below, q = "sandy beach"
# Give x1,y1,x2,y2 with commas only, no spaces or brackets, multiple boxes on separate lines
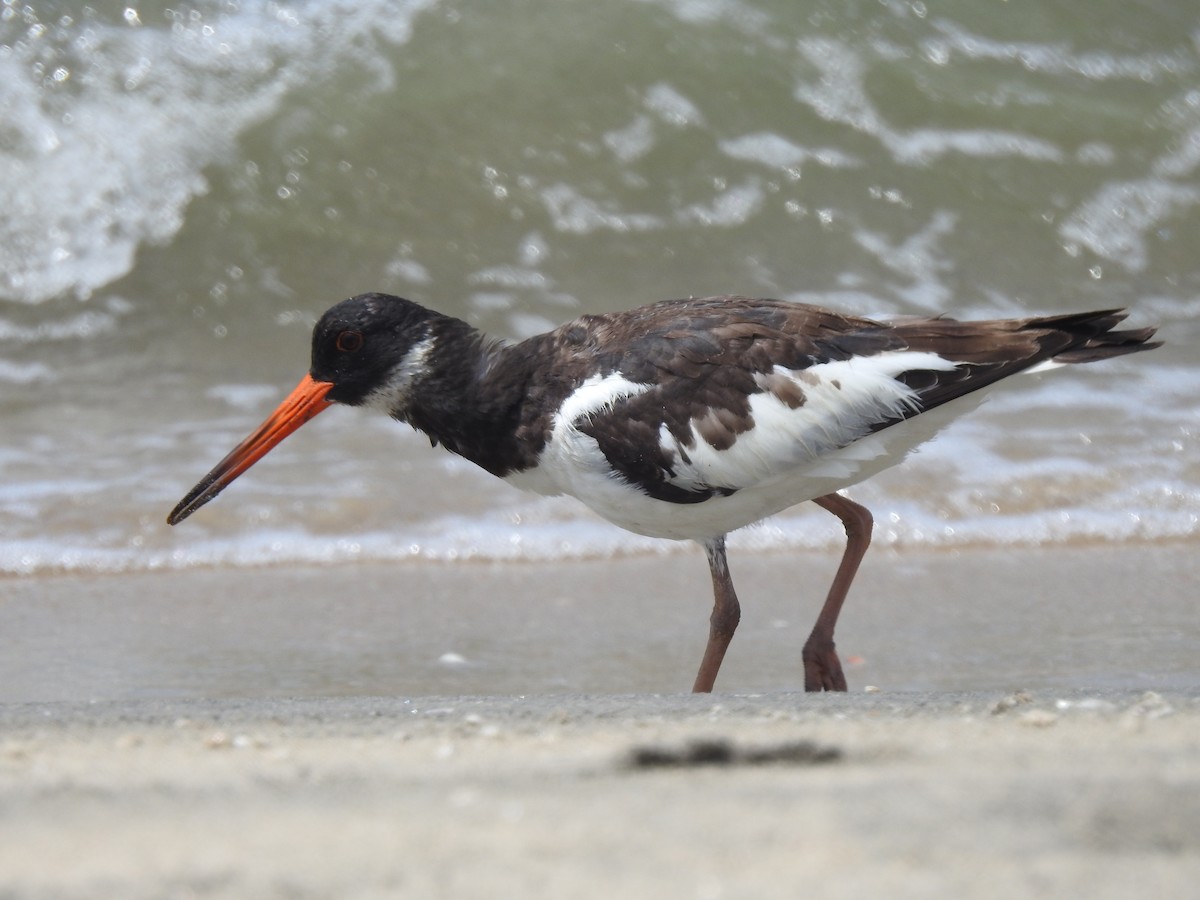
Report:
1,690,1198,898
1,545,1197,897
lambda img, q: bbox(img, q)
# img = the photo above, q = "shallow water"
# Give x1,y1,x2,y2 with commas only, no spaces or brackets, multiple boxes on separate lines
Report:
1,0,1197,575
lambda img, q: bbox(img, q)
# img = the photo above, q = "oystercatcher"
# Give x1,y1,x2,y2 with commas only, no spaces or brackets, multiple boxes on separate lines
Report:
168,294,1158,692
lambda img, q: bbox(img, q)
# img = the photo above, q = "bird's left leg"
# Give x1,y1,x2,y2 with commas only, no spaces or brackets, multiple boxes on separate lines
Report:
804,494,874,692
691,536,740,693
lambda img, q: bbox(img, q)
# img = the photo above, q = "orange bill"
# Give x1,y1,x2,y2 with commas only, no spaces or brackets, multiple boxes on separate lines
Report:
167,373,334,525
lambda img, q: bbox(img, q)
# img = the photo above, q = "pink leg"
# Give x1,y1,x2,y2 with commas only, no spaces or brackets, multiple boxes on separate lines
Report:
804,494,874,692
692,536,740,693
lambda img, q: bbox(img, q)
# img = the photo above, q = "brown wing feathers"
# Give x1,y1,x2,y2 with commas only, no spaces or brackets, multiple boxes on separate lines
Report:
494,298,1158,500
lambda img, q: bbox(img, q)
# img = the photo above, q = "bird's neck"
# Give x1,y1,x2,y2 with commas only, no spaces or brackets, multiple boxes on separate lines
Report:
399,317,542,478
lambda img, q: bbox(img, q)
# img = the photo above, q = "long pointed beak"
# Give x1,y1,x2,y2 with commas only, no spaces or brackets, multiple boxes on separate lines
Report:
167,374,334,526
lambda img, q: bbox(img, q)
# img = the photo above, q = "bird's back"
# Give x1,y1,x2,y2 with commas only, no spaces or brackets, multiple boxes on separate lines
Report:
496,297,1157,539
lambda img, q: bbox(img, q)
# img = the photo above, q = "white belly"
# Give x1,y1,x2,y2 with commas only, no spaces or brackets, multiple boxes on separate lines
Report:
505,385,990,542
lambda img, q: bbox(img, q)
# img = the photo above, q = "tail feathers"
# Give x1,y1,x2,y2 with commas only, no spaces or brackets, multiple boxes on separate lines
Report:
889,306,1161,410
1026,309,1161,364
1053,325,1161,364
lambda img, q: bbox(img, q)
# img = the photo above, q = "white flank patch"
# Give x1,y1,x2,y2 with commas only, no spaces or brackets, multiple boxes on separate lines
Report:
1024,358,1065,375
504,371,652,497
556,371,653,427
361,334,436,414
661,351,960,493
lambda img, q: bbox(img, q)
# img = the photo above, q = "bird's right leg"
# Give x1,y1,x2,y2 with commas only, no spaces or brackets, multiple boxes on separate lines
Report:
803,493,874,692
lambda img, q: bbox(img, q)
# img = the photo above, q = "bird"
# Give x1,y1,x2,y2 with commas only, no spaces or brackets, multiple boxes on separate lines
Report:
168,293,1159,692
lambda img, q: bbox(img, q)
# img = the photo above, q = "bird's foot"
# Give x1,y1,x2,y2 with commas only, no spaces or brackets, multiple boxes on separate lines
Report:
802,633,847,692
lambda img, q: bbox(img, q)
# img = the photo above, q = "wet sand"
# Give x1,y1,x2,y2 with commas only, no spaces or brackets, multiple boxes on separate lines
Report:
2,544,1196,700
0,545,1197,897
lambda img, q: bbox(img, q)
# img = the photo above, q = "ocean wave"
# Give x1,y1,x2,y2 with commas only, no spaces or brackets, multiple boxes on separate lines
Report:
0,0,436,304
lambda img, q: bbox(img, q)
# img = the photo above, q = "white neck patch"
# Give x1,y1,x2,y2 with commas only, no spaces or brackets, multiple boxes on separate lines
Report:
360,333,437,415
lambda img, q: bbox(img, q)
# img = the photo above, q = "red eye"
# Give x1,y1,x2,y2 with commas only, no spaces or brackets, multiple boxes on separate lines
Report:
336,330,364,352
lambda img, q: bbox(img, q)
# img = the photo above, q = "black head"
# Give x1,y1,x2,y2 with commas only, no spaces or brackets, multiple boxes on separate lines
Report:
310,293,441,407
167,293,445,526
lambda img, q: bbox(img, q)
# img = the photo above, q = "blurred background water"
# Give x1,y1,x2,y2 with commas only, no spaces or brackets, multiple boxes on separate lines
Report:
1,0,1197,575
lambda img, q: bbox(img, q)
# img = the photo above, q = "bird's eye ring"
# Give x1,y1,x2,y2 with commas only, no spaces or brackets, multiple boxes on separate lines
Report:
336,330,364,353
